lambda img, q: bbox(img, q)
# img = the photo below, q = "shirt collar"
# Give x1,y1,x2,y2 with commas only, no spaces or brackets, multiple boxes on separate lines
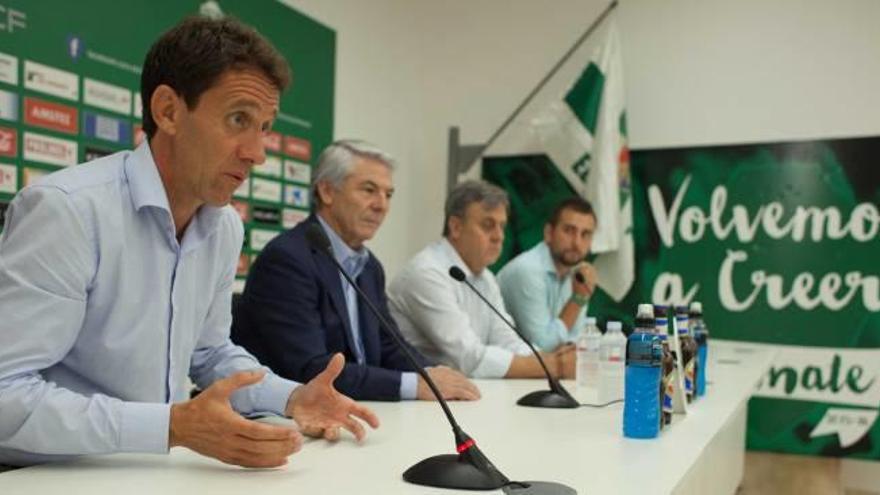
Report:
126,141,170,213
317,214,370,277
438,237,479,281
124,140,228,244
537,241,575,282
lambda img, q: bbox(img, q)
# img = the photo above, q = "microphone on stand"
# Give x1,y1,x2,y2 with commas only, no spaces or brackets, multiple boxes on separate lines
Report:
448,266,579,409
305,224,507,490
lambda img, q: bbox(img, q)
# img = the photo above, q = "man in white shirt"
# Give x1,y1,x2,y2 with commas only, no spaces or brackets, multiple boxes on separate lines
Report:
388,180,576,379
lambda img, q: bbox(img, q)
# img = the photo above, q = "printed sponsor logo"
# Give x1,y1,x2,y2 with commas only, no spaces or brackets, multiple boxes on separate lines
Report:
263,131,281,153
24,97,78,134
282,208,307,229
0,51,17,85
256,155,282,177
23,60,79,101
283,136,311,161
0,87,17,121
83,78,131,115
237,253,250,277
23,166,49,186
0,126,16,157
84,146,112,162
285,184,310,208
251,177,282,203
0,6,26,33
133,91,142,118
231,200,250,222
67,35,84,61
253,205,281,225
133,124,145,146
250,228,280,251
0,162,16,193
23,131,77,167
83,111,131,144
284,159,311,184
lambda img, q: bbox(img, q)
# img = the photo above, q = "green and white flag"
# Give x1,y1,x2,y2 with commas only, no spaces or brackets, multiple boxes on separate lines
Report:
483,22,634,301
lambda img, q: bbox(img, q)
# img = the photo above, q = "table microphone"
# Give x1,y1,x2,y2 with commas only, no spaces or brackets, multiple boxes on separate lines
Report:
305,224,508,490
448,266,579,409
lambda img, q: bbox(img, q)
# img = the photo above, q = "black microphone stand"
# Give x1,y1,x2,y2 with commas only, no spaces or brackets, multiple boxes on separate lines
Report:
449,266,579,409
306,225,508,490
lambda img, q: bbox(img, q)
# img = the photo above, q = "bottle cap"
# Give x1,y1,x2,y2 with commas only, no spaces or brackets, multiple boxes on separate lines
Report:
637,303,654,318
689,301,703,314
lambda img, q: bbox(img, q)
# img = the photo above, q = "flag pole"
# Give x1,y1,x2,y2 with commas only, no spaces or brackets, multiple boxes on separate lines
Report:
447,0,618,191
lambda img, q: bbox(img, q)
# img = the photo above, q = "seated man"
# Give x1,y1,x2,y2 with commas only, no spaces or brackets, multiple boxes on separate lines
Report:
0,16,377,470
232,140,478,402
388,180,575,379
497,197,598,352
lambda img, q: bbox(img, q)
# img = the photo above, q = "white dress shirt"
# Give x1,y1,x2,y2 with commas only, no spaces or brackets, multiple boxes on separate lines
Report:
388,238,530,378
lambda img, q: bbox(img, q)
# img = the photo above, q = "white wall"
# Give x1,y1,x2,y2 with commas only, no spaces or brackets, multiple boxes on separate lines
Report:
280,0,880,279
619,0,880,149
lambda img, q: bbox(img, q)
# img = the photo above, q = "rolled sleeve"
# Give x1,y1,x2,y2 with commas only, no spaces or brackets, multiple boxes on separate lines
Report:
470,346,515,379
498,261,568,352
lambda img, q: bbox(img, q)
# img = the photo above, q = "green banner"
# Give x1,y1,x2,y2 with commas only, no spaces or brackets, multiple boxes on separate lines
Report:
485,136,880,459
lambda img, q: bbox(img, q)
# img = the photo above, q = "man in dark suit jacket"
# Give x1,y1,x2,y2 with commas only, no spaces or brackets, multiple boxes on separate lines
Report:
233,140,479,402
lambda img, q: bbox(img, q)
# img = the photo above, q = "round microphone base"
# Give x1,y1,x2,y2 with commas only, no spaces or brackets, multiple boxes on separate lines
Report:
503,480,578,495
403,453,508,490
517,390,580,409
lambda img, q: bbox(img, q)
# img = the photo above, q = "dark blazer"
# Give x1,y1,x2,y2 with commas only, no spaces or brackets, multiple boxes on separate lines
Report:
232,214,430,401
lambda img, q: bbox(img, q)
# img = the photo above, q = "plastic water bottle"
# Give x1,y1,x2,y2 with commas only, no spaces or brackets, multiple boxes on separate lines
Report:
676,305,697,403
600,321,626,403
690,302,710,398
623,304,663,439
654,304,674,427
576,317,602,389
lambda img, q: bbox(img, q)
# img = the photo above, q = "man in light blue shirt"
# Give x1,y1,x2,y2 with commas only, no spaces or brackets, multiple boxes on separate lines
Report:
497,197,598,352
0,16,377,469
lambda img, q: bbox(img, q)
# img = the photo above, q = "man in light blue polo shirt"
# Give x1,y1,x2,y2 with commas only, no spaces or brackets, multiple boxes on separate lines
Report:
0,15,377,470
497,198,598,352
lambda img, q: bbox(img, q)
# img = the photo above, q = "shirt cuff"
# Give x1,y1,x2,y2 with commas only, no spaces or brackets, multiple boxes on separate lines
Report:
252,373,300,415
399,372,418,400
553,317,577,345
471,346,515,378
118,402,172,454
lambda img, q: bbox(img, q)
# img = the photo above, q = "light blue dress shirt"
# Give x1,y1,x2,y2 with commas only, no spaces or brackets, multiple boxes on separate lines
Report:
497,242,589,352
0,142,299,467
316,215,417,399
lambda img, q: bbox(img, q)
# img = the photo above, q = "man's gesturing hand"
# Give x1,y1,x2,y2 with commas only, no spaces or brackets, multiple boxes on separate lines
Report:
169,370,302,468
286,353,380,442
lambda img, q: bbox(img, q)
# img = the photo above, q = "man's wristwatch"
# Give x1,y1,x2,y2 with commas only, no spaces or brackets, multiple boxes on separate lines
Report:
569,292,590,307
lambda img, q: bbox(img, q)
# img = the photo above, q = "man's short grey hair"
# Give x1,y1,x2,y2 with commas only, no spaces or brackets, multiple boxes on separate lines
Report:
312,139,395,209
442,180,509,236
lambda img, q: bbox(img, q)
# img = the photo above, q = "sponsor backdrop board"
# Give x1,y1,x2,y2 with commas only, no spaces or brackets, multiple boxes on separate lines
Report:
484,137,880,460
0,0,333,288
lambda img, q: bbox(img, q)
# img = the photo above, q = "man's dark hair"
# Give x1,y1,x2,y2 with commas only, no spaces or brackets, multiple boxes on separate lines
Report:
141,15,291,139
547,197,596,227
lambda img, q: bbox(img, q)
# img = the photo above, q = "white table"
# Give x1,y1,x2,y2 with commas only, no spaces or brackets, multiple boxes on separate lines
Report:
0,340,774,494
